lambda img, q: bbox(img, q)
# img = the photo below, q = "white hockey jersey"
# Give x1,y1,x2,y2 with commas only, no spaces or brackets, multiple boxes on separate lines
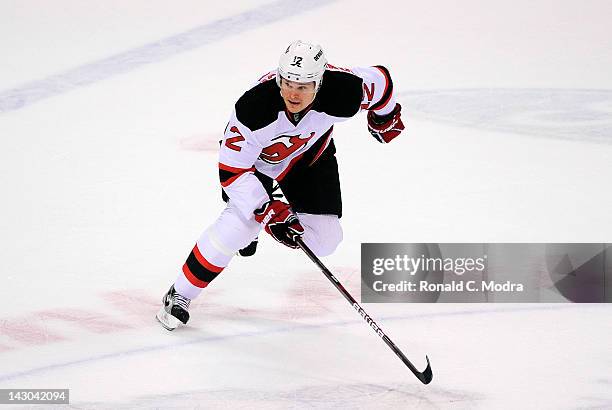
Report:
219,64,397,220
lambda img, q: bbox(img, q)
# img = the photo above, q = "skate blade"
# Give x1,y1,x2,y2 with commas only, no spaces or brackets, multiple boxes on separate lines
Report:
156,307,181,331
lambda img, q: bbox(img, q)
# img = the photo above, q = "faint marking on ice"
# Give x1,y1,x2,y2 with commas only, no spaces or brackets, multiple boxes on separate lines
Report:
0,344,14,353
0,303,604,383
66,382,484,409
0,316,66,345
281,267,360,319
0,0,336,114
37,309,134,333
399,88,612,144
179,134,221,152
0,289,307,350
0,291,158,348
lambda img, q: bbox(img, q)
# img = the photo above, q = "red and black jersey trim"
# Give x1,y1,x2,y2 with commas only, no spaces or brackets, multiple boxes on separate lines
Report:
308,126,333,166
182,244,224,288
368,65,393,111
276,126,334,181
219,163,256,187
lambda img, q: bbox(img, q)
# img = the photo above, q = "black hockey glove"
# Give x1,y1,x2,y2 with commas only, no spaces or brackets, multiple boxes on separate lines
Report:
254,200,305,249
367,103,405,143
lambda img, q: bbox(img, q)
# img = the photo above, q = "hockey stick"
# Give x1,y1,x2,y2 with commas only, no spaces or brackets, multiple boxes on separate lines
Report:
296,238,433,384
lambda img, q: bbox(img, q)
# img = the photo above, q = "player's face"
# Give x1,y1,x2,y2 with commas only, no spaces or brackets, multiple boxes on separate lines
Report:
279,78,316,113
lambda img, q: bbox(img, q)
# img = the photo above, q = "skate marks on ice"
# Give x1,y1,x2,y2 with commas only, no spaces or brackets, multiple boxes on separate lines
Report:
58,382,482,409
399,88,612,144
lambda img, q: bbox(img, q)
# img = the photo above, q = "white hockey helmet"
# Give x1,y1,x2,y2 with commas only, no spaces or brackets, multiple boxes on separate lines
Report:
277,40,327,91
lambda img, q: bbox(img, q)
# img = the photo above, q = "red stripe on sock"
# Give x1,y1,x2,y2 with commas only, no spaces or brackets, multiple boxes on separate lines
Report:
182,264,210,288
192,244,224,273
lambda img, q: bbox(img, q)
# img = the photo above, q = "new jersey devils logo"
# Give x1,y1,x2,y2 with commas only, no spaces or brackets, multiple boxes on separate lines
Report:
260,132,315,164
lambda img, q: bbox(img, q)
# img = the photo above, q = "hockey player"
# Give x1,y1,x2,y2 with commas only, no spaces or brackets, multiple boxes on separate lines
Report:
157,40,405,330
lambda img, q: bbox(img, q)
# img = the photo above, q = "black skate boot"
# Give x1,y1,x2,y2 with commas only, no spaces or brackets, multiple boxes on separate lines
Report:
156,285,191,331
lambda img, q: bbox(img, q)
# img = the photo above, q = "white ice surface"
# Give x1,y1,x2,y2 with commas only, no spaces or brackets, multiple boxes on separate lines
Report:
1,1,611,409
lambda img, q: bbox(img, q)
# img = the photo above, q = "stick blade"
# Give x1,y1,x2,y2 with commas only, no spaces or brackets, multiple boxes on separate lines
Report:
416,355,433,384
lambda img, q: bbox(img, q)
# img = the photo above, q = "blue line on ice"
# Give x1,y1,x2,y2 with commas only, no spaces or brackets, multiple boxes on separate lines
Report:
0,303,598,382
0,0,335,114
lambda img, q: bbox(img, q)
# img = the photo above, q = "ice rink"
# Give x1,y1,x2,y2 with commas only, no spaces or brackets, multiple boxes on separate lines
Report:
1,1,611,408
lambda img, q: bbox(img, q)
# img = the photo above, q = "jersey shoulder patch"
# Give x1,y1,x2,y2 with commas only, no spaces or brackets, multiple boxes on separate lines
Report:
314,70,363,118
235,80,285,131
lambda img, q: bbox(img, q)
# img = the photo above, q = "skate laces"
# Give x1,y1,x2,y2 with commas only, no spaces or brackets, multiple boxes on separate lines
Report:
173,292,191,311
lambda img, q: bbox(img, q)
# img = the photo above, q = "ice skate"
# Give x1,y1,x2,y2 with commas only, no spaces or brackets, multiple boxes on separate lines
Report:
156,285,191,331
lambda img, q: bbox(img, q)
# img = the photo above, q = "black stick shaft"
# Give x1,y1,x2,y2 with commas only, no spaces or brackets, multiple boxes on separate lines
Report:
297,238,433,384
